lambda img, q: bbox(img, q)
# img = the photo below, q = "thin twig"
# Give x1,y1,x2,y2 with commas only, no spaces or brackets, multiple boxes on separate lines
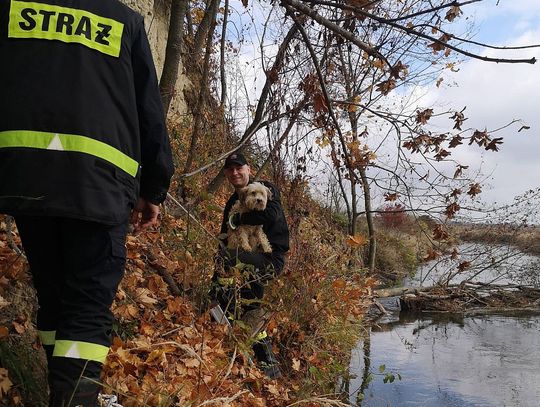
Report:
287,395,353,406
218,346,237,386
166,193,224,248
5,216,23,256
197,390,249,406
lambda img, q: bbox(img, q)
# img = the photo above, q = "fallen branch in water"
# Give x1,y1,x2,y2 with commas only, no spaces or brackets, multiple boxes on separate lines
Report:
373,282,540,314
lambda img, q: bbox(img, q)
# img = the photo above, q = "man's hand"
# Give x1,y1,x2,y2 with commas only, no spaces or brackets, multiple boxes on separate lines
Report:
130,198,160,233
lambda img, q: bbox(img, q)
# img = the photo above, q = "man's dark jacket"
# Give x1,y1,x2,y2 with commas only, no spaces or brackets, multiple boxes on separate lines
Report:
0,0,174,224
220,181,289,271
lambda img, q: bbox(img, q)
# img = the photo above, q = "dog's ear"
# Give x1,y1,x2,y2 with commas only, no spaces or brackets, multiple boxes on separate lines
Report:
238,187,248,202
265,186,273,201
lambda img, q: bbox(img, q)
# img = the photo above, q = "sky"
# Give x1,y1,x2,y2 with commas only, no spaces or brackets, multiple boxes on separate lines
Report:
419,0,540,207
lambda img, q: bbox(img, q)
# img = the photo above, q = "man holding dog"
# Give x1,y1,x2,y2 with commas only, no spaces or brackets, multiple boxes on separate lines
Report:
0,0,174,405
214,152,290,379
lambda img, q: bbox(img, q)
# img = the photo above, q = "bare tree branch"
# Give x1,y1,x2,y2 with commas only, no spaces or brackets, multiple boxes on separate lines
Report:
281,0,390,65
300,0,537,64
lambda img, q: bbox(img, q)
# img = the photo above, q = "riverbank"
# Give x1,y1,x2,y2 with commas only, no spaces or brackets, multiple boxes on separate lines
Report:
453,222,540,256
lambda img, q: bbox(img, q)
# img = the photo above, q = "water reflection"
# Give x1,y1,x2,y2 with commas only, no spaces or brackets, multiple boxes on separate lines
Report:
349,312,540,406
414,243,540,287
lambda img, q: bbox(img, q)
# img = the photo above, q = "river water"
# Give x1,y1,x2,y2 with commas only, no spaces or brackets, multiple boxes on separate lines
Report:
347,244,540,406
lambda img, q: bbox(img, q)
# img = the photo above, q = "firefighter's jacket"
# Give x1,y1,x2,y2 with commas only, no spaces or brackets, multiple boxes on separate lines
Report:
0,0,174,224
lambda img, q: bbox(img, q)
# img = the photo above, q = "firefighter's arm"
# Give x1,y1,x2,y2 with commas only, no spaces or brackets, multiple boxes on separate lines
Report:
131,20,174,205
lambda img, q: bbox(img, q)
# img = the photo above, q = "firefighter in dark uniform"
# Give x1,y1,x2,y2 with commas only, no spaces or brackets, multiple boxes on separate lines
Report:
0,0,174,405
214,152,289,379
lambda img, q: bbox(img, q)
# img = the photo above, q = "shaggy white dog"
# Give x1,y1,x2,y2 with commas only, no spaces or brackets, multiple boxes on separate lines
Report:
227,182,273,253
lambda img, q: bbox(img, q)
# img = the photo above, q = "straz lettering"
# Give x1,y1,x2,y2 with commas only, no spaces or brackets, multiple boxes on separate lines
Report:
95,23,111,45
9,0,123,57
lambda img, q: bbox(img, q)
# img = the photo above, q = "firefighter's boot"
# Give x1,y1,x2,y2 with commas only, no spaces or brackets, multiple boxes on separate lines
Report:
49,378,100,407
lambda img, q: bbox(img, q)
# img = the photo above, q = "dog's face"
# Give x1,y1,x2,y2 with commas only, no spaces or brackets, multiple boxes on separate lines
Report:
238,182,272,211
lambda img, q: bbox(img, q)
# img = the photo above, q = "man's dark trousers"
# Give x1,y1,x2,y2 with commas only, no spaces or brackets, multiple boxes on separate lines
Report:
15,216,127,397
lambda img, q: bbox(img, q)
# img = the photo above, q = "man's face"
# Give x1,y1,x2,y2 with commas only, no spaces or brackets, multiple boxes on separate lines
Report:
224,164,250,189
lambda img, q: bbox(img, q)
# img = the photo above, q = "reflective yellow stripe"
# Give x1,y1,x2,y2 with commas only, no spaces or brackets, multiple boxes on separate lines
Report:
38,330,56,346
8,0,124,57
217,277,235,286
0,130,139,177
254,330,268,341
53,340,109,363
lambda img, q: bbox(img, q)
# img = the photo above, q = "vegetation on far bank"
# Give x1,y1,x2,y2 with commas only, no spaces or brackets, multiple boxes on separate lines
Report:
453,222,540,256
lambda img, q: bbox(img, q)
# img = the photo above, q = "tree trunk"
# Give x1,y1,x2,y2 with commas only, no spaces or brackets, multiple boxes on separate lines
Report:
360,166,376,273
182,0,220,175
159,0,188,116
192,0,219,58
220,0,229,107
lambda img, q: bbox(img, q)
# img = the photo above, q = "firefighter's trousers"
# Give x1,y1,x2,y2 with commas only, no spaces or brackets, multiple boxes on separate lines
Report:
15,216,126,396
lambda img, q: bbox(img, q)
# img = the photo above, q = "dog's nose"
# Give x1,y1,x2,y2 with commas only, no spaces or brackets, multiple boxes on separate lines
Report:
257,198,263,203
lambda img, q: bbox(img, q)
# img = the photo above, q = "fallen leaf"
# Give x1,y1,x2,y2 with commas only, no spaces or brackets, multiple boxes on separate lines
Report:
0,368,12,396
12,321,25,334
183,358,200,368
0,295,9,309
135,288,158,306
332,279,347,290
265,383,280,396
0,326,8,338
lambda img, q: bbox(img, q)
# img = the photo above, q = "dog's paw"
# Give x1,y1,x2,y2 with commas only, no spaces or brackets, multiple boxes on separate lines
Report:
260,242,273,253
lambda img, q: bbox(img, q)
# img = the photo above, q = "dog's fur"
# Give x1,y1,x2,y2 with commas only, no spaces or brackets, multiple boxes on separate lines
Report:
227,182,273,253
